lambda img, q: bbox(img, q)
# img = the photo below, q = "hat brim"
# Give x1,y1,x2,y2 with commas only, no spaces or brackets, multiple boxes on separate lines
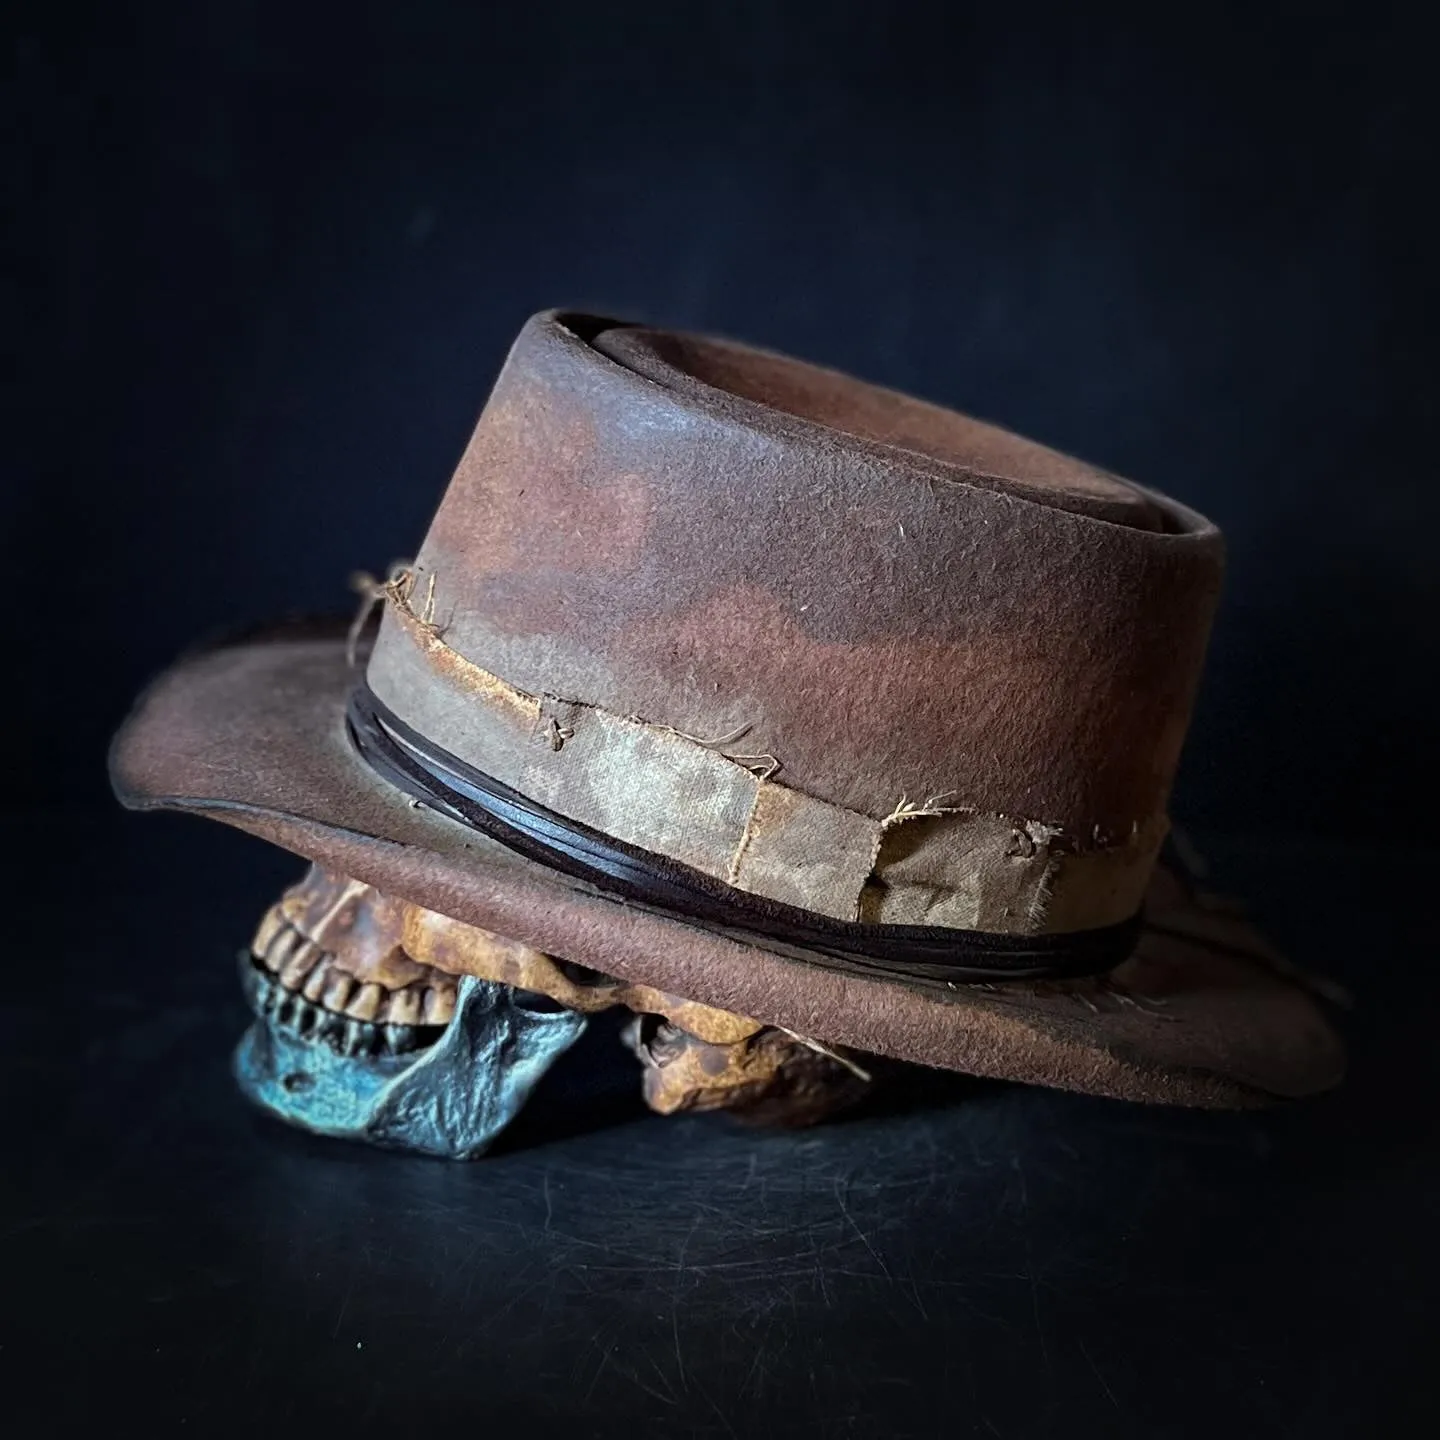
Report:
110,628,1345,1107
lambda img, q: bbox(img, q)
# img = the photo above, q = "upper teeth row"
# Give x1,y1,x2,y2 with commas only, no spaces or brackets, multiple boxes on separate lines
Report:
253,910,458,1027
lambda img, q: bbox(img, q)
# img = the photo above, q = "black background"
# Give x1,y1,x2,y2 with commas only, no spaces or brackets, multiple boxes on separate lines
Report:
6,3,1438,1436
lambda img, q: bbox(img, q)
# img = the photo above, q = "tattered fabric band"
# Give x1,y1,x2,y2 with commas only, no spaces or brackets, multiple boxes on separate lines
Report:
347,684,1142,986
365,570,1167,938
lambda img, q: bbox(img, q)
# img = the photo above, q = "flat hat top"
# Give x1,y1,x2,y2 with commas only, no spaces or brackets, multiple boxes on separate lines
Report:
595,324,1166,527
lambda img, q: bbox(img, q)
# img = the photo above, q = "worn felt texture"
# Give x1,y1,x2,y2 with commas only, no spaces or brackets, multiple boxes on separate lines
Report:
111,633,1344,1104
370,312,1225,836
109,311,1341,1104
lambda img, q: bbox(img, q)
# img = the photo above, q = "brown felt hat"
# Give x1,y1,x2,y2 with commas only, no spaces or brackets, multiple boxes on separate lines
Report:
111,310,1344,1107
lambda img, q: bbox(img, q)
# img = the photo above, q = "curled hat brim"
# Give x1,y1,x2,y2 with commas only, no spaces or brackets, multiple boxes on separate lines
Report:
110,626,1345,1108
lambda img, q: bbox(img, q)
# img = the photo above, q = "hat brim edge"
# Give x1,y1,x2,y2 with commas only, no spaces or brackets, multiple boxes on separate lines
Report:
109,633,1346,1110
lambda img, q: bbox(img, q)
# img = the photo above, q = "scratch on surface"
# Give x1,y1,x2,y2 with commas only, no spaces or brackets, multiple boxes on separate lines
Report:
630,1352,681,1407
1027,1261,1050,1373
331,1274,355,1339
671,1307,686,1392
735,1325,772,1400
668,1214,702,1392
1079,1337,1120,1410
834,1176,892,1283
811,1253,832,1310
690,1369,739,1440
739,1152,759,1194
582,1340,616,1405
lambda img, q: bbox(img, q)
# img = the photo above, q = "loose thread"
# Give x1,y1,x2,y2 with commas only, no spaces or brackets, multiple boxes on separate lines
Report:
881,792,967,827
346,560,416,666
776,1028,873,1082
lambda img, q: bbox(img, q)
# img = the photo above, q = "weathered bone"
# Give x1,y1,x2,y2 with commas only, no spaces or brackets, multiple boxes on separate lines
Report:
238,864,874,1152
623,1016,872,1127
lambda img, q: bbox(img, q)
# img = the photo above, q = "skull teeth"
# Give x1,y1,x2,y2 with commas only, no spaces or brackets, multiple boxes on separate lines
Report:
382,986,423,1027
422,983,457,1026
321,969,354,1013
301,962,331,1003
280,940,322,989
246,911,456,1056
252,905,286,958
244,959,445,1057
263,926,302,974
345,983,384,1022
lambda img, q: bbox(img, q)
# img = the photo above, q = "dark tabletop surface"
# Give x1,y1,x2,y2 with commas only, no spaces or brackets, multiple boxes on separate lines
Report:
4,813,1435,1437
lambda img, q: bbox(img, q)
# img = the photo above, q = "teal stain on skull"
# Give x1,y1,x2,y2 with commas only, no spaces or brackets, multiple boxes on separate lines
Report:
235,955,586,1158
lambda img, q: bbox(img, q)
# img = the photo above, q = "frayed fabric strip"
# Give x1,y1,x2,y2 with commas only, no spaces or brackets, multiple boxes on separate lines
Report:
370,568,1165,937
346,682,1144,987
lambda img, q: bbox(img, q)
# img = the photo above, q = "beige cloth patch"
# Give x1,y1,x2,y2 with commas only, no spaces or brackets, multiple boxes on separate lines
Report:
866,813,1055,930
729,782,883,921
1043,815,1168,932
521,699,758,879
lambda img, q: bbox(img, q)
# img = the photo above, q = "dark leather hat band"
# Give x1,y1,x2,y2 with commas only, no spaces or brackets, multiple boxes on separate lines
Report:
347,683,1141,988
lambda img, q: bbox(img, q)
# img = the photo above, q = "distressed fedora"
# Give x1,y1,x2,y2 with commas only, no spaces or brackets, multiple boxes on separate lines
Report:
111,310,1344,1107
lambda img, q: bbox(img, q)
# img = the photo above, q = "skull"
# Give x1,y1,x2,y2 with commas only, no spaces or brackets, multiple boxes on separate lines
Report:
623,1015,873,1127
238,865,872,1156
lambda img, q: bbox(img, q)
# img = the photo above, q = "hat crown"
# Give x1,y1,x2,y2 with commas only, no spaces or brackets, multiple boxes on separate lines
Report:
370,311,1221,837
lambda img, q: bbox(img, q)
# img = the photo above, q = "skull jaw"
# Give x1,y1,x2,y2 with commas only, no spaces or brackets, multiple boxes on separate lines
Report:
234,969,586,1159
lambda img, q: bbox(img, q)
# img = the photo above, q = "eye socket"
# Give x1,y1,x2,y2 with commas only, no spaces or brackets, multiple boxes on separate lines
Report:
510,988,570,1015
633,1014,687,1062
554,958,607,988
